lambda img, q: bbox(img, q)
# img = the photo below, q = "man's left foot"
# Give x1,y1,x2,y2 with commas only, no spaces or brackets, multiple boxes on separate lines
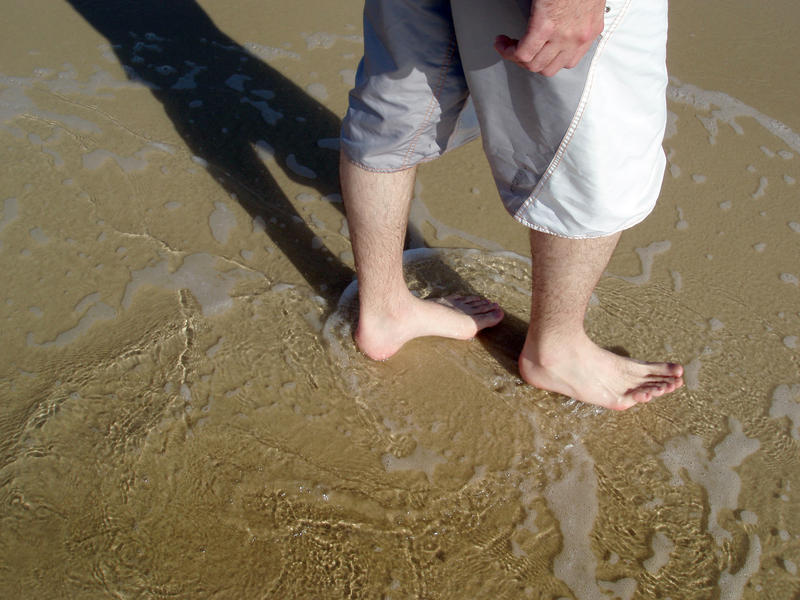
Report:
518,331,684,410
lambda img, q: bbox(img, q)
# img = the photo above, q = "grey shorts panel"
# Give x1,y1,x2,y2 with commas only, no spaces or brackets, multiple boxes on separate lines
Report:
340,0,478,171
451,0,595,218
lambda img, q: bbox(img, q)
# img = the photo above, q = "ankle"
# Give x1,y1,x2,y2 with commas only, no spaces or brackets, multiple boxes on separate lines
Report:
358,291,416,323
521,328,589,367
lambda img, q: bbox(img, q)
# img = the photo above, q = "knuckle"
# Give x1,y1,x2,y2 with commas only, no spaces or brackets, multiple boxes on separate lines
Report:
513,48,533,63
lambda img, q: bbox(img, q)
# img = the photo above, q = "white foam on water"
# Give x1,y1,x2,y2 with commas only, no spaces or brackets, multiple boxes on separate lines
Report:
286,154,317,179
717,535,762,600
668,78,800,153
82,148,148,173
751,177,768,199
740,511,758,525
74,292,101,313
709,318,724,332
171,63,206,90
682,356,703,391
254,139,275,162
243,42,300,61
598,578,637,600
241,97,283,125
785,559,798,576
769,384,800,440
225,74,251,92
670,270,683,292
295,193,316,203
544,438,603,600
381,444,446,483
0,197,19,233
660,417,760,547
0,83,102,134
675,207,688,229
338,69,356,87
251,89,275,100
780,273,799,286
206,336,224,358
303,31,362,51
208,201,237,245
614,240,671,285
27,298,117,348
305,82,328,100
122,253,260,316
317,138,340,150
664,111,678,140
41,147,65,168
643,531,674,574
252,215,266,233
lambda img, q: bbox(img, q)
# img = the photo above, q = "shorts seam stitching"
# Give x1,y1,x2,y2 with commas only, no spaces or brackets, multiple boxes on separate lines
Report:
400,35,458,168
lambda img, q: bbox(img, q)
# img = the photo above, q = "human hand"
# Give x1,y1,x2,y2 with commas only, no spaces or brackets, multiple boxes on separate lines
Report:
494,0,606,77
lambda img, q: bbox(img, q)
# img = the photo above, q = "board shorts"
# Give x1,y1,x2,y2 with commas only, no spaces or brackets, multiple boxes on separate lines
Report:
340,0,669,239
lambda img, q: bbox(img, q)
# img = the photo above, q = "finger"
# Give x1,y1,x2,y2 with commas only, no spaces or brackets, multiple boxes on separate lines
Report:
542,50,582,77
526,41,561,74
513,22,550,63
494,35,519,60
562,39,595,70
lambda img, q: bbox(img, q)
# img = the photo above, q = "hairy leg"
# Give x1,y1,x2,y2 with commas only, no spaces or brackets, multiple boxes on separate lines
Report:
340,156,503,360
519,229,683,409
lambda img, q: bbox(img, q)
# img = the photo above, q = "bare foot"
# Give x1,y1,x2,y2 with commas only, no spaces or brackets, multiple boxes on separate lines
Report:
355,294,504,360
518,333,684,410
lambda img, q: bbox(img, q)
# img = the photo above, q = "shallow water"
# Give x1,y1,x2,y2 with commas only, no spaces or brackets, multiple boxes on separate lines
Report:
1,0,799,598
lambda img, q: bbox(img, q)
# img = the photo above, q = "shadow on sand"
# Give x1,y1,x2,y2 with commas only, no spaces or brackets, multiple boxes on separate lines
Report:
65,0,529,369
66,0,355,302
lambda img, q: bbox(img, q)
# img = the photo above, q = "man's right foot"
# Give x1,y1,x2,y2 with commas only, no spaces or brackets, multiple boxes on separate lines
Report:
355,294,504,361
518,332,684,410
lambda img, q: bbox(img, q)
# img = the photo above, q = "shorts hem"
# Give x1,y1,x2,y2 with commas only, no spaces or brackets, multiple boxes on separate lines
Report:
341,148,441,174
512,196,657,239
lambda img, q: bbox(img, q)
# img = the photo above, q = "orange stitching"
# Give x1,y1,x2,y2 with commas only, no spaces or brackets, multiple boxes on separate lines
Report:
401,35,458,168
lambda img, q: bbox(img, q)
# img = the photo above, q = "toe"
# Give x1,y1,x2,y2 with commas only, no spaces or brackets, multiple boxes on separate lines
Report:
475,302,502,315
448,294,481,304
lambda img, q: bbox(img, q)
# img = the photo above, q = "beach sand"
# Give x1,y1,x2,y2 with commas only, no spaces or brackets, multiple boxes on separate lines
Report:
1,0,798,597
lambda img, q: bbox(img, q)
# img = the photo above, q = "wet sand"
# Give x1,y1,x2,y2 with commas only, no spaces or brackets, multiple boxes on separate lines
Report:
1,0,799,598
